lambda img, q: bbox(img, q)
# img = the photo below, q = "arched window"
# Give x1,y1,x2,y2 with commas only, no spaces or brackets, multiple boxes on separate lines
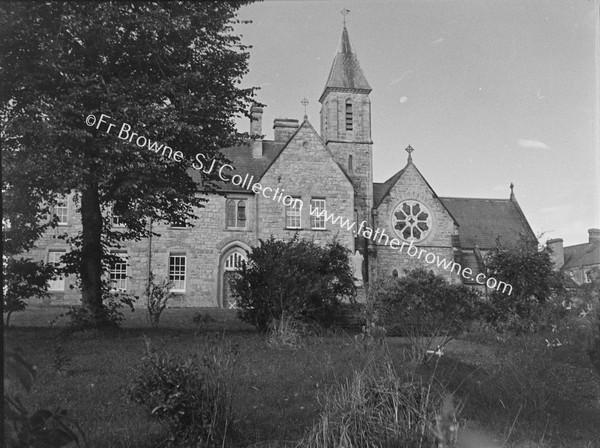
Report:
345,100,353,131
392,269,399,278
224,251,246,270
226,199,247,229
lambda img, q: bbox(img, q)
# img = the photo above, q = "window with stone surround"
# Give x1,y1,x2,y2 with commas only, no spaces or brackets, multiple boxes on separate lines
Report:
392,200,432,243
285,197,302,229
169,253,186,292
111,214,125,227
226,199,247,229
48,250,66,291
310,198,326,230
54,198,68,226
345,100,353,131
109,251,128,291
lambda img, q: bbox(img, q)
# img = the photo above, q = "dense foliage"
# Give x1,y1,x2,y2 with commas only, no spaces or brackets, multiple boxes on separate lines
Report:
4,350,86,447
369,268,481,338
231,236,356,331
483,235,565,332
1,2,256,327
127,338,238,447
144,272,173,328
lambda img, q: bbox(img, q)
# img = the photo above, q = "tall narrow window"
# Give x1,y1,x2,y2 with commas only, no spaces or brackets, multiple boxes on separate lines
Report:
285,197,302,229
169,253,186,292
345,100,353,131
48,250,66,291
310,198,326,230
226,199,247,229
109,252,128,291
348,155,353,172
54,199,68,226
112,214,125,227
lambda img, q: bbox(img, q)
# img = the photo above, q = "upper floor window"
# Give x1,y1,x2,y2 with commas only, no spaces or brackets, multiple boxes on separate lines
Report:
54,199,68,226
111,214,125,227
226,199,247,229
285,197,302,229
170,218,188,229
169,253,186,292
345,100,353,131
48,250,66,291
109,251,128,291
310,198,326,230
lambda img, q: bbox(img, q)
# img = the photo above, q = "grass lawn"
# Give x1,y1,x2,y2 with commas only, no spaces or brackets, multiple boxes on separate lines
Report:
4,306,600,447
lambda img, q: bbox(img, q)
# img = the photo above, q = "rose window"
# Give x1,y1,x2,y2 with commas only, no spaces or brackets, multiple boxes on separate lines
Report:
392,200,432,242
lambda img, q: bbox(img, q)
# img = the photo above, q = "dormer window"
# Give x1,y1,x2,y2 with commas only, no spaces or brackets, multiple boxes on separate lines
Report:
345,100,353,131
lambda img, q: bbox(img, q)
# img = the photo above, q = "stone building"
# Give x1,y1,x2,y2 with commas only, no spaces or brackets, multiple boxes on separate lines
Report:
548,229,600,285
32,24,535,307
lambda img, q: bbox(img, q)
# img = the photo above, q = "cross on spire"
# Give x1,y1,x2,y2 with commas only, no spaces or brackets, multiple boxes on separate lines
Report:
301,97,309,119
341,8,350,26
405,144,415,162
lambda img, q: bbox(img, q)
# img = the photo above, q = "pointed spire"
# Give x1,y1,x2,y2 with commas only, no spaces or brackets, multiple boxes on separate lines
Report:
319,24,371,103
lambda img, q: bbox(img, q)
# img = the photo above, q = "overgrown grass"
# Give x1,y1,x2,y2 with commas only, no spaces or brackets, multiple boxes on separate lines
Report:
3,307,600,447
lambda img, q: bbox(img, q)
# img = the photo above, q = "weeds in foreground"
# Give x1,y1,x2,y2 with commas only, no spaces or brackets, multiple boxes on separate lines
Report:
267,314,306,349
300,351,459,448
127,336,239,447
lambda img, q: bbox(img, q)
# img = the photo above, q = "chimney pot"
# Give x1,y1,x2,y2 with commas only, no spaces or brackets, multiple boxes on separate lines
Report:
589,228,600,243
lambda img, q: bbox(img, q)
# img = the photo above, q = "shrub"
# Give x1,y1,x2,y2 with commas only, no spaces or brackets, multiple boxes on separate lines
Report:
483,234,565,332
144,272,174,327
231,236,355,331
266,313,306,349
300,354,458,447
127,337,238,447
368,269,481,361
3,257,55,328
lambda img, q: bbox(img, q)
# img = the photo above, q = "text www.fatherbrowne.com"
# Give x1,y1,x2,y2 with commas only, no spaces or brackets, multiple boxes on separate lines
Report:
308,204,513,295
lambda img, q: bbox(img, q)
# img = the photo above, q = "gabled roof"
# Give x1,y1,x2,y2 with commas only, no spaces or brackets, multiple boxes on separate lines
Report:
373,160,459,227
319,26,371,102
440,197,536,249
563,241,600,270
188,140,286,193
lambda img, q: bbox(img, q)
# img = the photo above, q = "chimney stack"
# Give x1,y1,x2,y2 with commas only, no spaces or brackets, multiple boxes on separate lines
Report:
547,238,564,270
250,105,263,136
589,228,600,243
273,118,299,142
250,105,263,158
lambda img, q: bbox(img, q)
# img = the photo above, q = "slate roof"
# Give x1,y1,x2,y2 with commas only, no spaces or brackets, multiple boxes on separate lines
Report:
439,197,535,249
319,26,371,102
563,241,600,270
188,140,286,193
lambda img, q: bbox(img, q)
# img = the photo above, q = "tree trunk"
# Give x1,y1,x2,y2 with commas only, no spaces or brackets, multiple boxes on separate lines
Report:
80,180,105,327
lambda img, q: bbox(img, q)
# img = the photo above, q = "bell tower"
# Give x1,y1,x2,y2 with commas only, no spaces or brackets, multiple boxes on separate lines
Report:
319,16,373,255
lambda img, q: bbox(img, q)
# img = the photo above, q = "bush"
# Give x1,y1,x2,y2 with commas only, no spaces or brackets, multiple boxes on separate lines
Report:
144,272,173,328
368,269,480,361
231,236,355,331
127,337,238,447
300,354,458,448
483,234,565,332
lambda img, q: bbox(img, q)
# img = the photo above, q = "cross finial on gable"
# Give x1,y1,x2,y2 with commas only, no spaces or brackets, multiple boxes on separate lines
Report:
405,144,414,163
341,8,350,26
510,182,515,200
301,97,309,120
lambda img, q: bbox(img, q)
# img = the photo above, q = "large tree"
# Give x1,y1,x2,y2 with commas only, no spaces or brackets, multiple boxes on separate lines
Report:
1,2,256,326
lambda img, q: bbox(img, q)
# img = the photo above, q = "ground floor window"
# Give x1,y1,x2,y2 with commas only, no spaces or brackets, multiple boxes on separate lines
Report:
169,253,186,292
48,250,66,291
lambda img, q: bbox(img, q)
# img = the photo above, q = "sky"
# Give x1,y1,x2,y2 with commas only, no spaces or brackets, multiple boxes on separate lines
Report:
233,0,599,247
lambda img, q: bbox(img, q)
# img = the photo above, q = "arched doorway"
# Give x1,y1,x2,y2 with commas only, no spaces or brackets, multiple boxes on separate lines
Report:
220,248,247,309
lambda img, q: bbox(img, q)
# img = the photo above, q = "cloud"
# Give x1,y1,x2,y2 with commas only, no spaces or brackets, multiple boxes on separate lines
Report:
517,139,550,150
